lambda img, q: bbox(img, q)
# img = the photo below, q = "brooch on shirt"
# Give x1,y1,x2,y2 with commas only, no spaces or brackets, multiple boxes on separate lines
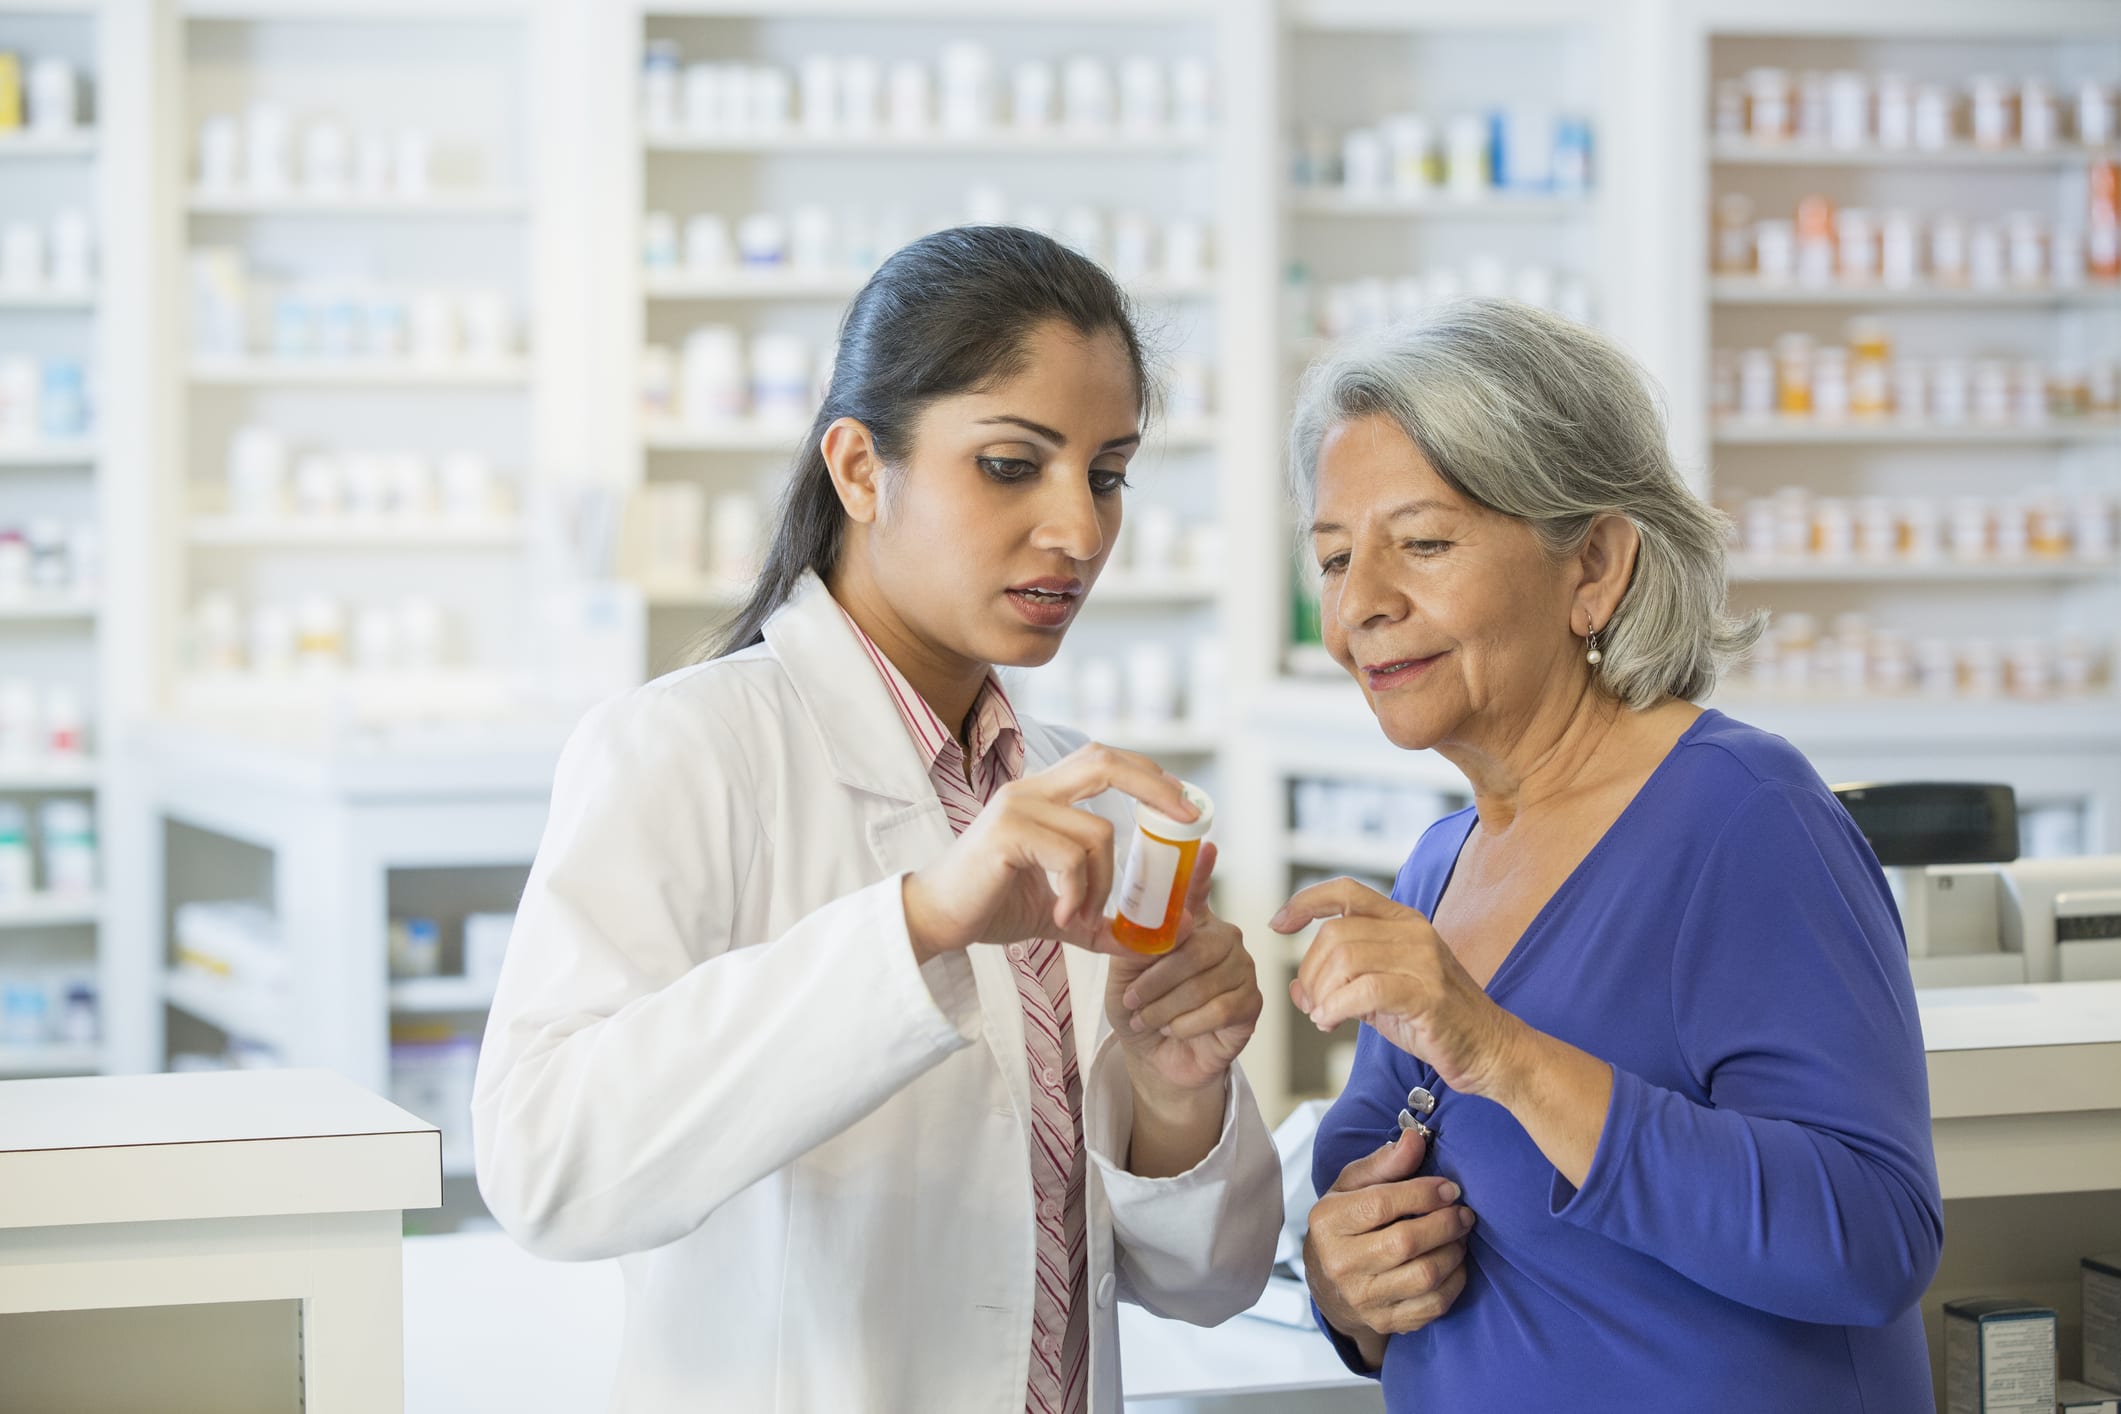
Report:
1397,1085,1438,1143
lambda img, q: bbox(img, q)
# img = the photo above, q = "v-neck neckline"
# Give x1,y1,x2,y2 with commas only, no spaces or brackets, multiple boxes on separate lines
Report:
1426,709,1720,1001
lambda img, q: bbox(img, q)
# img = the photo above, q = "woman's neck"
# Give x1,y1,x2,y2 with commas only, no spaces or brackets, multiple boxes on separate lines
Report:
1433,676,1629,835
826,568,989,748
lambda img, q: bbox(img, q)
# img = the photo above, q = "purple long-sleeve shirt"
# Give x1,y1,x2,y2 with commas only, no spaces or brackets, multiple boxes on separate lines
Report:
1312,710,1942,1413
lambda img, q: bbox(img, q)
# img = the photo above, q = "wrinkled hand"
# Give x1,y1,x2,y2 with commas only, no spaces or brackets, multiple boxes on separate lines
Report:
1107,843,1262,1093
1273,877,1524,1099
1306,1128,1474,1362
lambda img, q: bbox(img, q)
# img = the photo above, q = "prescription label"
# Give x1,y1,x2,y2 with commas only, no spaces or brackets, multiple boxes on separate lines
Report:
1944,1299,2056,1414
1117,833,1181,929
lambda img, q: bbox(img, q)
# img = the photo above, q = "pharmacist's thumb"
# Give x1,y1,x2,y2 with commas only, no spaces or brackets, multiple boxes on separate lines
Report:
1333,1126,1427,1193
1183,842,1218,916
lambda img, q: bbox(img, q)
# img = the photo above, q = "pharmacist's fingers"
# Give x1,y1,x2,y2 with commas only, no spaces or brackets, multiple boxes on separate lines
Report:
1121,910,1235,1013
1157,964,1262,1042
1030,743,1197,822
1129,940,1242,1035
1009,796,1117,931
1183,842,1218,914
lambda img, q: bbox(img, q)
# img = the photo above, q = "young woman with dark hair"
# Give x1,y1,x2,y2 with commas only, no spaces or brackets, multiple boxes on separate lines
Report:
474,226,1279,1413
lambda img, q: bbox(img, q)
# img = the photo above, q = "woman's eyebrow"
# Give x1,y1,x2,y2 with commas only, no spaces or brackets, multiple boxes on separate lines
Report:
976,414,1141,452
1309,498,1453,537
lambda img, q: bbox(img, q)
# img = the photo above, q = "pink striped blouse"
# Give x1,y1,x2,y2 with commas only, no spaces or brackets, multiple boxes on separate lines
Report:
841,607,1089,1414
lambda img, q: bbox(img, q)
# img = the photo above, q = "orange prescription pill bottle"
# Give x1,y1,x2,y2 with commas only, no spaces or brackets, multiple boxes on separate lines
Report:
1111,782,1215,956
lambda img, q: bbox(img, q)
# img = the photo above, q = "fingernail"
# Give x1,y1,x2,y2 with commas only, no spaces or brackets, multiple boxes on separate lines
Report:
1440,1182,1461,1203
1122,989,1139,1010
1130,1014,1146,1032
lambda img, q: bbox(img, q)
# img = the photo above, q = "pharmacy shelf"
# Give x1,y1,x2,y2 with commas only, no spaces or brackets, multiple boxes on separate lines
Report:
187,190,527,217
642,268,1215,302
1713,417,2121,446
162,967,293,1052
173,669,513,722
0,289,97,311
1727,558,2120,585
645,130,1211,157
639,577,747,610
647,418,1217,454
0,1044,102,1079
641,0,1217,14
1282,832,1411,879
1710,694,2121,750
1086,573,1219,606
189,358,533,388
0,895,102,930
1709,277,2121,308
389,976,497,1014
0,759,100,791
0,131,97,159
0,595,99,624
1098,723,1220,757
187,517,525,549
1288,189,1590,219
1710,138,2117,168
0,441,97,469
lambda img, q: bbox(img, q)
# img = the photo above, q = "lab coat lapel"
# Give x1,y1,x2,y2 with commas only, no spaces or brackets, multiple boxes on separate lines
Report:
767,574,1035,1122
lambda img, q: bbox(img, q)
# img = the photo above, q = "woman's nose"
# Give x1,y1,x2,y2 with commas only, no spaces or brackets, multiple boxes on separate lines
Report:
1336,548,1402,630
1032,479,1106,563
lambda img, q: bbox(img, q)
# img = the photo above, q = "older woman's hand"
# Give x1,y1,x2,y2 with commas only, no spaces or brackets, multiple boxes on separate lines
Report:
1306,1127,1474,1367
1272,877,1525,1099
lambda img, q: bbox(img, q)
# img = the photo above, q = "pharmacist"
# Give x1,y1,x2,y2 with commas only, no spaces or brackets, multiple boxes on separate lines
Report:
473,226,1279,1413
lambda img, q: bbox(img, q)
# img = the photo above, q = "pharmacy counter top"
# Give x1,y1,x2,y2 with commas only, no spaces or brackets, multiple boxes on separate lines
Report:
0,1068,440,1230
1914,982,2121,1200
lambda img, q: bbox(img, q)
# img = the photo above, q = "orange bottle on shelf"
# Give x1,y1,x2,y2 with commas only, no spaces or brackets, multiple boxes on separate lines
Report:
2090,160,2120,282
1110,783,1214,956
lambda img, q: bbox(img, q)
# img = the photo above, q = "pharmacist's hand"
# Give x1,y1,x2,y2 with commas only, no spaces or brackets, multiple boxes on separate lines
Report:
1274,877,1523,1100
1107,844,1263,1092
901,744,1197,965
1305,1127,1474,1360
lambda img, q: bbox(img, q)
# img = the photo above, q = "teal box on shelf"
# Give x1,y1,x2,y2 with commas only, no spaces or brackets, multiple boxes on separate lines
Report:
1943,1298,2055,1414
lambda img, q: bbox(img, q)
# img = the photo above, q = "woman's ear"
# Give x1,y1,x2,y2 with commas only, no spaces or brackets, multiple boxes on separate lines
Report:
1575,513,1641,633
820,416,885,525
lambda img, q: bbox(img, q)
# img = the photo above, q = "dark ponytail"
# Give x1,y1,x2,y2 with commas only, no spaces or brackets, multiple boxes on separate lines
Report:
704,225,1152,660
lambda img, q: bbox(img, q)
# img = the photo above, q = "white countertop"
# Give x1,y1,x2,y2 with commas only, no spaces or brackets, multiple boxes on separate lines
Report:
1916,980,2121,1053
0,1069,440,1229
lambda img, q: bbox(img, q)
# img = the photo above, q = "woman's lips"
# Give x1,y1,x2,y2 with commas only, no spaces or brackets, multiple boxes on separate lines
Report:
1363,654,1443,691
1005,586,1078,628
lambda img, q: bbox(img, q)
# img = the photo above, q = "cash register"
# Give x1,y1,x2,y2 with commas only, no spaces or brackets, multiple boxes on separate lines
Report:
1831,782,2121,988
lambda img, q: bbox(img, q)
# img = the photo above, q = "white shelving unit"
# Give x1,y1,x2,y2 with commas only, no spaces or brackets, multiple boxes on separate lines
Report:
0,0,134,1083
620,0,1240,793
1681,0,2121,867
159,0,554,742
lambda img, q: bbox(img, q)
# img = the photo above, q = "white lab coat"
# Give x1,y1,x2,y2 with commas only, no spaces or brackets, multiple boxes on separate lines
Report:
473,571,1280,1413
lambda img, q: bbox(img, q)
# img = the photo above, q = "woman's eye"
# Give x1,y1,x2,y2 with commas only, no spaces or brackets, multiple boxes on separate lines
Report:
1407,539,1452,556
1090,469,1131,496
1318,553,1349,576
977,456,1037,483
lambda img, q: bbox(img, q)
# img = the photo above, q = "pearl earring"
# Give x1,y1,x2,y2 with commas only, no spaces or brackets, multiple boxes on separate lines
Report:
1585,625,1604,666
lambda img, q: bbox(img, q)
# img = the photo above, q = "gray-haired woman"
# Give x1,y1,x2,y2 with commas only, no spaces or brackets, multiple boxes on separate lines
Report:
1277,299,1942,1413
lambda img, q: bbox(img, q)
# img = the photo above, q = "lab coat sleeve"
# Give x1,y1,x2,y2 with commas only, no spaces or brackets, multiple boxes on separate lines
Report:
1082,1033,1281,1325
472,685,982,1263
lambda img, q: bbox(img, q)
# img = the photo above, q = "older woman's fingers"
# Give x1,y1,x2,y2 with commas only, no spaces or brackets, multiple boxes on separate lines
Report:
1294,919,1408,1017
1368,1237,1471,1308
1271,875,1409,934
1374,1260,1471,1333
1306,971,1406,1033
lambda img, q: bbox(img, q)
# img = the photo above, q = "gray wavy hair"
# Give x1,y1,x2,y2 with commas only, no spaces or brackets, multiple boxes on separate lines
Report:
1289,297,1764,710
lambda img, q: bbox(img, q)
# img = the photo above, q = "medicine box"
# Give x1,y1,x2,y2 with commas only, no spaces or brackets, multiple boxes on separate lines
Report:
2059,1379,2120,1414
2089,1253,2121,1395
1944,1298,2056,1414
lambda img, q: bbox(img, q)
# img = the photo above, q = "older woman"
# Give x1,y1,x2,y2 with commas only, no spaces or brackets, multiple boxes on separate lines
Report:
1278,299,1942,1412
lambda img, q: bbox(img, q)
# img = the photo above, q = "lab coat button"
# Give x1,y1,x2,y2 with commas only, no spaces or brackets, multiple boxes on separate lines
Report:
1041,1064,1061,1090
1097,1273,1116,1309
